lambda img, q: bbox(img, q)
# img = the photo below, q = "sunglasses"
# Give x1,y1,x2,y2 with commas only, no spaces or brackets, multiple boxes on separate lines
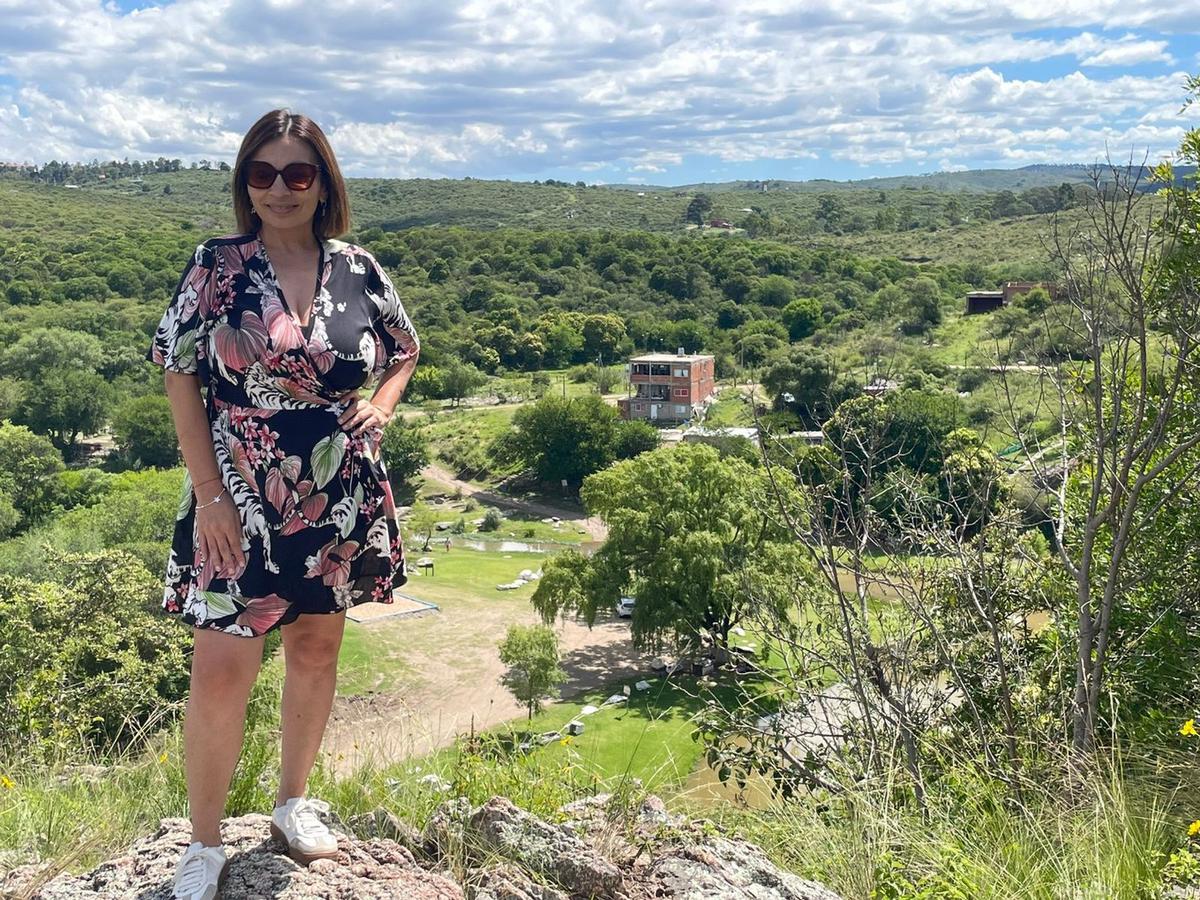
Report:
245,160,321,191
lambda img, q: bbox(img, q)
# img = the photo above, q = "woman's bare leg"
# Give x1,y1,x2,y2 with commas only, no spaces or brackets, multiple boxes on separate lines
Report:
276,612,346,805
184,628,266,846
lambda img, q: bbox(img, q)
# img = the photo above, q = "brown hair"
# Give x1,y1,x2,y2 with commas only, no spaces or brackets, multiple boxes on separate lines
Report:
232,109,351,238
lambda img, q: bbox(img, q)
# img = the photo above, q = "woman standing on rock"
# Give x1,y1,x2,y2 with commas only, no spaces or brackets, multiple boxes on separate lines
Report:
147,109,419,900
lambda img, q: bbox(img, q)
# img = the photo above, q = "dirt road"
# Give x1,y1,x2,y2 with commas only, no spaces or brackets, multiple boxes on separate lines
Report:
322,608,654,774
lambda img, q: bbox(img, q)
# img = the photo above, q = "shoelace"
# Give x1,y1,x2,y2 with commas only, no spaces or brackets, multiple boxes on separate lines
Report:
292,798,332,837
175,849,218,896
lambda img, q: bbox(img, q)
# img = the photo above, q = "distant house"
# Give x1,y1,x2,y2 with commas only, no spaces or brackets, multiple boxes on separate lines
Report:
966,281,1056,315
619,350,717,425
863,378,899,397
707,219,734,229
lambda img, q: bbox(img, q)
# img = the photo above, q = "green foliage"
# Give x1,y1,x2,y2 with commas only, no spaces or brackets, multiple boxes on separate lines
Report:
613,419,660,460
480,508,503,532
405,500,438,552
0,421,64,531
506,394,621,489
110,394,178,468
0,549,191,757
762,348,858,425
379,423,429,488
532,443,808,652
497,623,566,720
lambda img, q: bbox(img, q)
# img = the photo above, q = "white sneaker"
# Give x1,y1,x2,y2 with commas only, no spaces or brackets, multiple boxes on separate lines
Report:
270,796,339,864
173,842,227,900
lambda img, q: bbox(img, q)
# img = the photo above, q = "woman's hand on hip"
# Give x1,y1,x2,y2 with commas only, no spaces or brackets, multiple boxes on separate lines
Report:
338,394,392,439
196,487,246,579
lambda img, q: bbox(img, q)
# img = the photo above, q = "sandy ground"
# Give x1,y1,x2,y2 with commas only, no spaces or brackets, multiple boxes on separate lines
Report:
322,602,657,775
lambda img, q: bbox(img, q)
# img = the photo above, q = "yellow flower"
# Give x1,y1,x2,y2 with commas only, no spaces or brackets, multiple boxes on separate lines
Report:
1189,820,1200,837
559,736,573,746
159,752,168,764
0,775,14,790
1182,719,1198,737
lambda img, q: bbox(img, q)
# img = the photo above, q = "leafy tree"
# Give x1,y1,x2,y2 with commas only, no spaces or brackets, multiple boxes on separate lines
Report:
507,395,620,490
441,359,486,406
405,501,438,552
899,276,944,335
684,193,714,225
498,624,566,721
0,327,105,381
762,348,857,425
581,314,628,361
532,443,806,653
613,420,659,460
781,297,824,341
379,423,429,488
13,369,116,455
0,421,64,529
111,394,178,468
751,274,796,308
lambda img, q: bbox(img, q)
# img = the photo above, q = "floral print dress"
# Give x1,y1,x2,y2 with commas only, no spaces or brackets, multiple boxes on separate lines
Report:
147,233,420,637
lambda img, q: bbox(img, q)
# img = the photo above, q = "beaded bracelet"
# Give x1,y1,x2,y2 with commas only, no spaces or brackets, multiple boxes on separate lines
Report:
195,488,228,511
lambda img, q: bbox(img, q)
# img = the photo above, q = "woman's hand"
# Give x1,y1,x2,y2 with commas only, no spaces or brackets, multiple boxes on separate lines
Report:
338,394,392,439
195,483,246,579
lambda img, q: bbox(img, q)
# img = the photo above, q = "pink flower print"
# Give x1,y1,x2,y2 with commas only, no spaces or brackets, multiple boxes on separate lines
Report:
213,312,268,372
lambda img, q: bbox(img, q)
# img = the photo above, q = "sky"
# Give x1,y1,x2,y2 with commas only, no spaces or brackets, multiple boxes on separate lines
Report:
1,0,1198,185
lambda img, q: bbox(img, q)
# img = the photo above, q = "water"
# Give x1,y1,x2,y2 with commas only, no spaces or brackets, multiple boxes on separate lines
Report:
455,538,604,555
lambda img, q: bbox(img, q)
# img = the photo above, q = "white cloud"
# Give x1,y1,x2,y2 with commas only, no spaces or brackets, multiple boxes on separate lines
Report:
0,0,1195,179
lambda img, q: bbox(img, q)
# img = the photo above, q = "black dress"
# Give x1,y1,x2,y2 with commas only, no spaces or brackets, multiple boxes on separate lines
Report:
147,233,420,637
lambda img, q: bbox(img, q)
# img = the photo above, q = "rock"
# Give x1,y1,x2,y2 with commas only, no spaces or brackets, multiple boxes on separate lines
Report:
470,864,569,900
13,796,843,900
467,797,625,898
579,704,599,716
634,680,651,691
647,836,842,900
565,721,584,736
23,814,463,899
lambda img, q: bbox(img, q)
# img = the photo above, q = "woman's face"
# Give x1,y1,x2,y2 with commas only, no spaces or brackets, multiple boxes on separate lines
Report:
246,135,326,232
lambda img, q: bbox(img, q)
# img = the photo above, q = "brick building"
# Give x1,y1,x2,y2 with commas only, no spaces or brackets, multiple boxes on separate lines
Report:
618,351,717,424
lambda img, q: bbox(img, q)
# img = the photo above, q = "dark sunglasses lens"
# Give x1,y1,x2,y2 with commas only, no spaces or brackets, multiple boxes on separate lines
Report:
245,161,276,189
282,164,318,190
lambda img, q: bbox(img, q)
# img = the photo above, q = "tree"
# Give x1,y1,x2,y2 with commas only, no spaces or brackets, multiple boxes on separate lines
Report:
684,193,714,225
532,443,805,654
899,276,943,335
751,274,796,308
0,420,64,529
379,424,429,489
814,194,846,232
405,501,438,552
762,348,856,425
581,314,627,360
507,395,620,490
613,420,659,460
13,369,116,456
111,394,178,468
498,624,566,721
781,297,824,341
441,359,486,406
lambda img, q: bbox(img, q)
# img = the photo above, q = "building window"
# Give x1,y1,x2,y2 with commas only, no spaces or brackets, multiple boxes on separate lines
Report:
674,368,686,378
676,405,687,414
674,388,688,398
634,403,644,412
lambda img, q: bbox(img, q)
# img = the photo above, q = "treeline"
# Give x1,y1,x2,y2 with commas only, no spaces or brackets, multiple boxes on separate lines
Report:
0,157,231,185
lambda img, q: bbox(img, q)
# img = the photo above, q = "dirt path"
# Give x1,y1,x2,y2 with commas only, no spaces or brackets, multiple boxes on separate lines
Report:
322,609,654,774
421,463,608,541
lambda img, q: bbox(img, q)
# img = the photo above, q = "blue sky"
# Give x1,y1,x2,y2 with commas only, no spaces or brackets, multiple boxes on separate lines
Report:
1,1,1197,185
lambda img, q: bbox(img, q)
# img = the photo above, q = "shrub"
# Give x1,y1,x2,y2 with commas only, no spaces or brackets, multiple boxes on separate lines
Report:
480,508,503,532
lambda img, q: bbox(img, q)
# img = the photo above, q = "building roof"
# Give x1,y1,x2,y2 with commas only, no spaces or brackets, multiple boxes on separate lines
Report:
629,353,714,363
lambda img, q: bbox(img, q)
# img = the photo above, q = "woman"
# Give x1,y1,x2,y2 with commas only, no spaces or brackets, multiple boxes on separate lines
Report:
147,109,419,900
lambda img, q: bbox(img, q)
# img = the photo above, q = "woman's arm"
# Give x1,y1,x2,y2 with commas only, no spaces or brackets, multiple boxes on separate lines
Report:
164,371,245,577
368,352,419,416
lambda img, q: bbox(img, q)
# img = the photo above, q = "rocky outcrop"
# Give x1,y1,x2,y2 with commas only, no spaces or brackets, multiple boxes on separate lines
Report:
4,795,841,900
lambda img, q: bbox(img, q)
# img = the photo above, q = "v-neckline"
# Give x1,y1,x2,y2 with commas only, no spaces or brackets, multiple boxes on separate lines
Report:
258,234,325,338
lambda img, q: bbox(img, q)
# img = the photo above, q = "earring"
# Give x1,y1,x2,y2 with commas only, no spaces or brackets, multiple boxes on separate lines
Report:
318,200,327,216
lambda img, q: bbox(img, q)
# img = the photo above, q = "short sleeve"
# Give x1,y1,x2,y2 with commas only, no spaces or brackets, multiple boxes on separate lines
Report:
365,253,420,378
146,242,213,374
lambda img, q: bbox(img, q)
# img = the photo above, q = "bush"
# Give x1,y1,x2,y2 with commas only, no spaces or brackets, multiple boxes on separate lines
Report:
480,508,503,532
380,424,429,488
0,549,192,757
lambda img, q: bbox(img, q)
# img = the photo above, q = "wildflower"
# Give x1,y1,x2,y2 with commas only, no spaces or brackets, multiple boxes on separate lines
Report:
559,736,573,746
0,775,14,790
159,752,168,764
1189,820,1200,837
1182,719,1198,737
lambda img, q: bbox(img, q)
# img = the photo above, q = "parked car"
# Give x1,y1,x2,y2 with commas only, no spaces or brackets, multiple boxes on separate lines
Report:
616,596,636,618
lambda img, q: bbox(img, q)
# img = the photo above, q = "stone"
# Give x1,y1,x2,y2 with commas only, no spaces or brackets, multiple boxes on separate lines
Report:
647,836,842,900
466,797,625,898
21,814,463,900
470,864,569,900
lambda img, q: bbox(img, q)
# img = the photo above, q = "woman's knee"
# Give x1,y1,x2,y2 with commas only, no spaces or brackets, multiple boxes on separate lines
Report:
282,617,344,671
190,628,264,692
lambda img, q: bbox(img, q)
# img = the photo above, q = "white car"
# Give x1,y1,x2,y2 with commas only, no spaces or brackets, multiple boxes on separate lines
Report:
616,597,636,618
